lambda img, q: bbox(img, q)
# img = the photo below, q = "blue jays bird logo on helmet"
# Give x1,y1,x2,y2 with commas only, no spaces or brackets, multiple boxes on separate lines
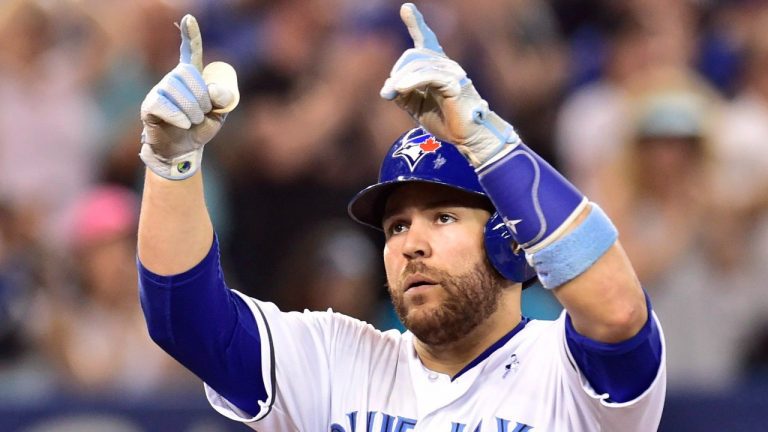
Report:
392,128,443,171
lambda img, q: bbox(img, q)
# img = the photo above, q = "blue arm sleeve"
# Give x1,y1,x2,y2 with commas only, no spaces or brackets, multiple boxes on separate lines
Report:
137,236,267,415
565,294,662,403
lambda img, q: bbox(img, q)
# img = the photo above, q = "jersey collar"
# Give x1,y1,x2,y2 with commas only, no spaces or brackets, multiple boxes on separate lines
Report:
451,317,531,381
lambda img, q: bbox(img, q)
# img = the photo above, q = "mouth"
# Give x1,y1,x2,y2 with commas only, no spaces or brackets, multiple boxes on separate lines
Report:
403,274,438,292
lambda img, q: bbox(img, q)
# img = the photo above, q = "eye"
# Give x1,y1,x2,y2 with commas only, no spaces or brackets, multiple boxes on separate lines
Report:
437,213,457,224
386,221,409,237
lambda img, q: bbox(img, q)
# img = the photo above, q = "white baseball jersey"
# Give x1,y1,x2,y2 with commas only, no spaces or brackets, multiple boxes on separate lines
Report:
205,292,666,431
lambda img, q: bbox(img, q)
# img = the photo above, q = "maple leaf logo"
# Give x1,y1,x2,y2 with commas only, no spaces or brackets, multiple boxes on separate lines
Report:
419,137,441,152
393,130,444,172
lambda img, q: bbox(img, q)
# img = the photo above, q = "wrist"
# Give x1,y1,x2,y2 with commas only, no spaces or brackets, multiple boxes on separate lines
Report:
528,203,618,289
464,106,521,167
139,144,204,181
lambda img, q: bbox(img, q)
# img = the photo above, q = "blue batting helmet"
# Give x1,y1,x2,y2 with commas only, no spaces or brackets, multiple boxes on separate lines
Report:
348,127,537,284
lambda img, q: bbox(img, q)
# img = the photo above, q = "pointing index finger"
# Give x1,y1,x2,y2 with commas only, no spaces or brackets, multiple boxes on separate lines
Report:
179,14,203,71
400,3,444,54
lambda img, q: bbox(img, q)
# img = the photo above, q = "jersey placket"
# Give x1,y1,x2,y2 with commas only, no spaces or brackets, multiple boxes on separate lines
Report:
407,347,485,426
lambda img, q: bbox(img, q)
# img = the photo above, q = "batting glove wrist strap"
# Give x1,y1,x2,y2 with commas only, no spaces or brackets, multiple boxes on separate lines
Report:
477,143,587,252
465,107,522,166
140,144,203,180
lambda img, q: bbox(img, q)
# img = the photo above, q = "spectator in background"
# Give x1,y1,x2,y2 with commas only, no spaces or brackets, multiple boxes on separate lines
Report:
89,0,193,185
711,4,768,380
225,0,410,183
33,185,196,397
713,4,768,251
597,81,768,392
443,0,567,163
556,2,701,200
695,0,766,97
0,0,103,249
0,0,118,400
78,0,237,248
272,219,402,331
0,200,59,402
219,0,413,299
601,84,721,284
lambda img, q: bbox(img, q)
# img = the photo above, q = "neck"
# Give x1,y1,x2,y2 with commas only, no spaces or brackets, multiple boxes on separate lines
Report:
413,286,521,377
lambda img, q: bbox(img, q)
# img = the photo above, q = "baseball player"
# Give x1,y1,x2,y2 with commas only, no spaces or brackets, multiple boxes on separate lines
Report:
137,4,665,431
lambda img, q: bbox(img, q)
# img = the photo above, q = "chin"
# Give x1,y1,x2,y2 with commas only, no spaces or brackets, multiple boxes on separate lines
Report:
401,301,453,339
404,301,441,322
402,291,444,314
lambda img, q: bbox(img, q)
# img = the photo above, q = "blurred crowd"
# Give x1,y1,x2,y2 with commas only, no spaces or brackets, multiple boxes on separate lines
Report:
2,0,768,416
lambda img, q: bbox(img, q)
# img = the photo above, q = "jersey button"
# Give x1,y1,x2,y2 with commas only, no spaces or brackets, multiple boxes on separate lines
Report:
428,373,439,382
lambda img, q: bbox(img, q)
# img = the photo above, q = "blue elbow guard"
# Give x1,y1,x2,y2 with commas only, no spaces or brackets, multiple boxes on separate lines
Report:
477,143,587,251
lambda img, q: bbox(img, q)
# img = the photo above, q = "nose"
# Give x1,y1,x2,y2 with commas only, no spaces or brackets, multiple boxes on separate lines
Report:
401,219,432,260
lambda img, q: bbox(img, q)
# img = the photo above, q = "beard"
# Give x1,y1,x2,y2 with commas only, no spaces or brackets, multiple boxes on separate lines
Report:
389,258,507,346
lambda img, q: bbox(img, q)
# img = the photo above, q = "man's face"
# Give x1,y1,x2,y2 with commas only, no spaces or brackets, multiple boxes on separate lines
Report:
382,183,507,345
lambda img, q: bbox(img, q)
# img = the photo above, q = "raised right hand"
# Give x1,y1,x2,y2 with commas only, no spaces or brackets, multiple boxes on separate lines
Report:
380,3,520,167
139,15,239,180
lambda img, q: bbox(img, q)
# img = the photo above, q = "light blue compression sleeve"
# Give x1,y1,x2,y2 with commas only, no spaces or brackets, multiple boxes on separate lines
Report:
527,204,618,289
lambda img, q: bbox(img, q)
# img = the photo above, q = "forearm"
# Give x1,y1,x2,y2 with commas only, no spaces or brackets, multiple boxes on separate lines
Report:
478,145,647,343
137,169,213,275
529,201,647,342
553,236,647,343
532,201,647,342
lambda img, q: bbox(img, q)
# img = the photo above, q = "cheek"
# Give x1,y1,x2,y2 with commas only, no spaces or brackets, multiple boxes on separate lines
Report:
382,244,399,282
439,231,485,266
443,250,478,275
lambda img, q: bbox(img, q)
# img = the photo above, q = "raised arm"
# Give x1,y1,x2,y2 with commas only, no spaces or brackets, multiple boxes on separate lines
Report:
381,3,662,404
136,15,270,417
381,4,647,341
137,15,237,273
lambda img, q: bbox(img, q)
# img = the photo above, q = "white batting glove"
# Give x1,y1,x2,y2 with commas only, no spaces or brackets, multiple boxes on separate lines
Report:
140,15,239,180
380,3,520,167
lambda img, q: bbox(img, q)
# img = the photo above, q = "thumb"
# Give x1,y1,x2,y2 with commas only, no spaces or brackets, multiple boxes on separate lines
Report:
203,61,240,113
400,3,444,54
179,14,204,72
380,77,398,100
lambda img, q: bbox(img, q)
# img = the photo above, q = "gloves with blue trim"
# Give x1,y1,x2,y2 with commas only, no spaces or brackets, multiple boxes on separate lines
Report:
380,3,518,167
140,15,239,180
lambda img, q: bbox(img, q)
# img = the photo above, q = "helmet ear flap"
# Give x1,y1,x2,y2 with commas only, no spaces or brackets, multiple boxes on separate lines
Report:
484,213,537,284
